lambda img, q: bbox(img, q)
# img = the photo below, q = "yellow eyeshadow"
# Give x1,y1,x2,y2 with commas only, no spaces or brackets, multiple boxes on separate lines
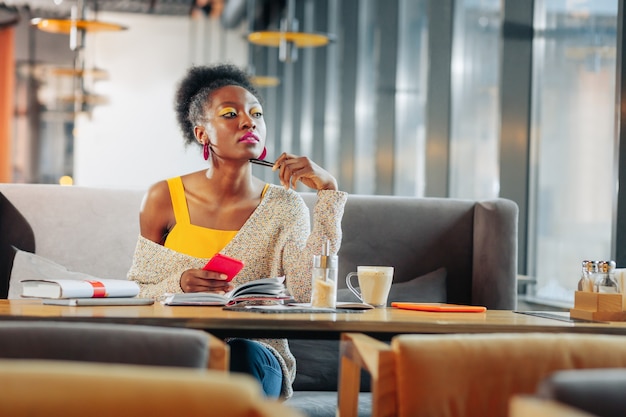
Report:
251,107,263,114
218,107,236,116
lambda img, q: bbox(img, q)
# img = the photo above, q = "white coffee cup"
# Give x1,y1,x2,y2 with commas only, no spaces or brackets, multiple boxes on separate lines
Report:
345,266,394,307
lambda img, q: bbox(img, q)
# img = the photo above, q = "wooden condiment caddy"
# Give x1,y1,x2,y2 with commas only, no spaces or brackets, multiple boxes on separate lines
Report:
570,291,626,321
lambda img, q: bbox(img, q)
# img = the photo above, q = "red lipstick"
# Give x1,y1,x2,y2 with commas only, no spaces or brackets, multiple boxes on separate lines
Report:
239,132,259,143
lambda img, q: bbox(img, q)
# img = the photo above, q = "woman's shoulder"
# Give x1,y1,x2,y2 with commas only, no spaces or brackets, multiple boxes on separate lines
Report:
265,184,303,202
142,173,196,214
143,179,171,207
145,171,203,201
264,184,308,212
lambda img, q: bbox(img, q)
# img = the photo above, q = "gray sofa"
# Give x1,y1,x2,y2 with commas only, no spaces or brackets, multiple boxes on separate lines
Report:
0,183,518,417
534,368,626,417
0,320,215,368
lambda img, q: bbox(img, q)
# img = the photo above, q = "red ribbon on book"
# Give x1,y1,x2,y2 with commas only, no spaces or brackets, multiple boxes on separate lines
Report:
86,280,106,298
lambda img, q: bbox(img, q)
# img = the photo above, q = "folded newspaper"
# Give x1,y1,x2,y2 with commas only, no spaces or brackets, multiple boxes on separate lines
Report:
163,276,292,306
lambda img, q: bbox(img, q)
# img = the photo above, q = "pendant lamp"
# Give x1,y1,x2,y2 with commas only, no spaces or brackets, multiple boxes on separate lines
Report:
247,0,334,63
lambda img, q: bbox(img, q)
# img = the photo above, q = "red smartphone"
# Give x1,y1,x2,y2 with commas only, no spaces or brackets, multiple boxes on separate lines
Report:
202,253,244,282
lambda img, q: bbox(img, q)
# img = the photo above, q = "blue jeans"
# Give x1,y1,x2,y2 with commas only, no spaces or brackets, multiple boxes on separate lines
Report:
227,339,283,398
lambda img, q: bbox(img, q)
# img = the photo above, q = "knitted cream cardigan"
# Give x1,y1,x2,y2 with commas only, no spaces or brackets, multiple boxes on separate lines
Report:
127,185,347,398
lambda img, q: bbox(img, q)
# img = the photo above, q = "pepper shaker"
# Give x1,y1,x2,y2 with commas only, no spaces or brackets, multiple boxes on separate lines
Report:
595,260,619,293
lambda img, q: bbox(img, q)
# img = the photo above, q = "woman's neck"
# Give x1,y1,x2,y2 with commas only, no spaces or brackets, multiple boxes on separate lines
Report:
200,162,262,201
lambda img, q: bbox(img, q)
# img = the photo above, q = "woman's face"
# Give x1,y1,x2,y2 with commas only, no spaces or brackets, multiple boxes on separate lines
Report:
201,85,266,161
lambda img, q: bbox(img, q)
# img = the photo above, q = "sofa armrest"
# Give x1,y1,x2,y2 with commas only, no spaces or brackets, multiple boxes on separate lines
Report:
0,321,225,370
535,368,626,417
472,198,518,309
338,333,394,417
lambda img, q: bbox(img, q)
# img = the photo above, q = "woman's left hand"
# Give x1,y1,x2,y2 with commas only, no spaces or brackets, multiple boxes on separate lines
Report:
273,153,338,191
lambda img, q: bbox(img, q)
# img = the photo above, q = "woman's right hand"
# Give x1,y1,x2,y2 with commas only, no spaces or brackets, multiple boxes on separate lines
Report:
273,152,338,191
180,269,235,293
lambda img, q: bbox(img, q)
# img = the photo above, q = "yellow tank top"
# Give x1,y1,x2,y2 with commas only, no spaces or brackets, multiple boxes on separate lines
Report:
164,177,268,259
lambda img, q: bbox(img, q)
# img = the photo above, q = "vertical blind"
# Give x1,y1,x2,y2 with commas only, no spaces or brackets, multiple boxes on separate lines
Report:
248,0,429,196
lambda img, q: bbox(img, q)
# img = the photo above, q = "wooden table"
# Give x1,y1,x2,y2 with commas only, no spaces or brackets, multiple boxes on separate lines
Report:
3,300,626,339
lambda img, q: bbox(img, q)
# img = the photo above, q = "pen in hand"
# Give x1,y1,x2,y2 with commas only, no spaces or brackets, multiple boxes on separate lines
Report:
249,158,275,168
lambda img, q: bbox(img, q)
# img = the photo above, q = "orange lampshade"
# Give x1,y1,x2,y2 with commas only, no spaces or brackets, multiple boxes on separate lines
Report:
31,18,127,34
51,67,109,80
247,31,331,48
251,75,281,87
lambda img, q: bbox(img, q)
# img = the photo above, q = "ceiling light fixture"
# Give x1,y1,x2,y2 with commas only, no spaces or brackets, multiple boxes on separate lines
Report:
246,0,334,63
250,75,281,88
30,0,126,114
30,17,126,33
50,67,109,80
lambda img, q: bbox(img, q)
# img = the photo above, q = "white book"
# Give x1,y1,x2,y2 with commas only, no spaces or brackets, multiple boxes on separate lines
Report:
163,276,292,306
21,278,140,299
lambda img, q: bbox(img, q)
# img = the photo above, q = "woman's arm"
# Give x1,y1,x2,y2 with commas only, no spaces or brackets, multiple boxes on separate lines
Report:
282,190,348,303
139,181,174,245
273,153,338,191
268,154,346,303
126,236,206,298
133,181,232,296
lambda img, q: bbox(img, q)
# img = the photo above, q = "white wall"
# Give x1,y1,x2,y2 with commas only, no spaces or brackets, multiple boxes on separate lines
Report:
73,12,248,190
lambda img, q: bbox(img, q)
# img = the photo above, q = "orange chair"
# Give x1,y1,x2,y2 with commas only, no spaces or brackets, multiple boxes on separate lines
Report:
0,359,303,417
338,332,626,417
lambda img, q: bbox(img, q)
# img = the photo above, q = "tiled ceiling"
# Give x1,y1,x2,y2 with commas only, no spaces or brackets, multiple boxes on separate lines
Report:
1,0,282,30
2,0,224,18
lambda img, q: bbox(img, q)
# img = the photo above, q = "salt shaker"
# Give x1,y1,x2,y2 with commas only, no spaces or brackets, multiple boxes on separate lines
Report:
310,239,338,308
577,260,593,292
595,260,619,293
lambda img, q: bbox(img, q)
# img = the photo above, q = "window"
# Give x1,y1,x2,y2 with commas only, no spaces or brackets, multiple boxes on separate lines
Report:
529,0,618,305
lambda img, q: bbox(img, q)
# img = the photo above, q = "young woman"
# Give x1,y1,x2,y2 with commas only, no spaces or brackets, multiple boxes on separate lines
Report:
127,64,347,398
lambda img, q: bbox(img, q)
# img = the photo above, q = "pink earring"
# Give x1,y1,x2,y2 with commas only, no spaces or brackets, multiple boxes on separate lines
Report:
203,142,210,160
259,147,267,160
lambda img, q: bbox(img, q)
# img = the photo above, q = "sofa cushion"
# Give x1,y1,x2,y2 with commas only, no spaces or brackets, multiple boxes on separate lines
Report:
0,185,143,282
0,192,35,299
8,249,119,299
291,268,447,393
337,267,447,306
